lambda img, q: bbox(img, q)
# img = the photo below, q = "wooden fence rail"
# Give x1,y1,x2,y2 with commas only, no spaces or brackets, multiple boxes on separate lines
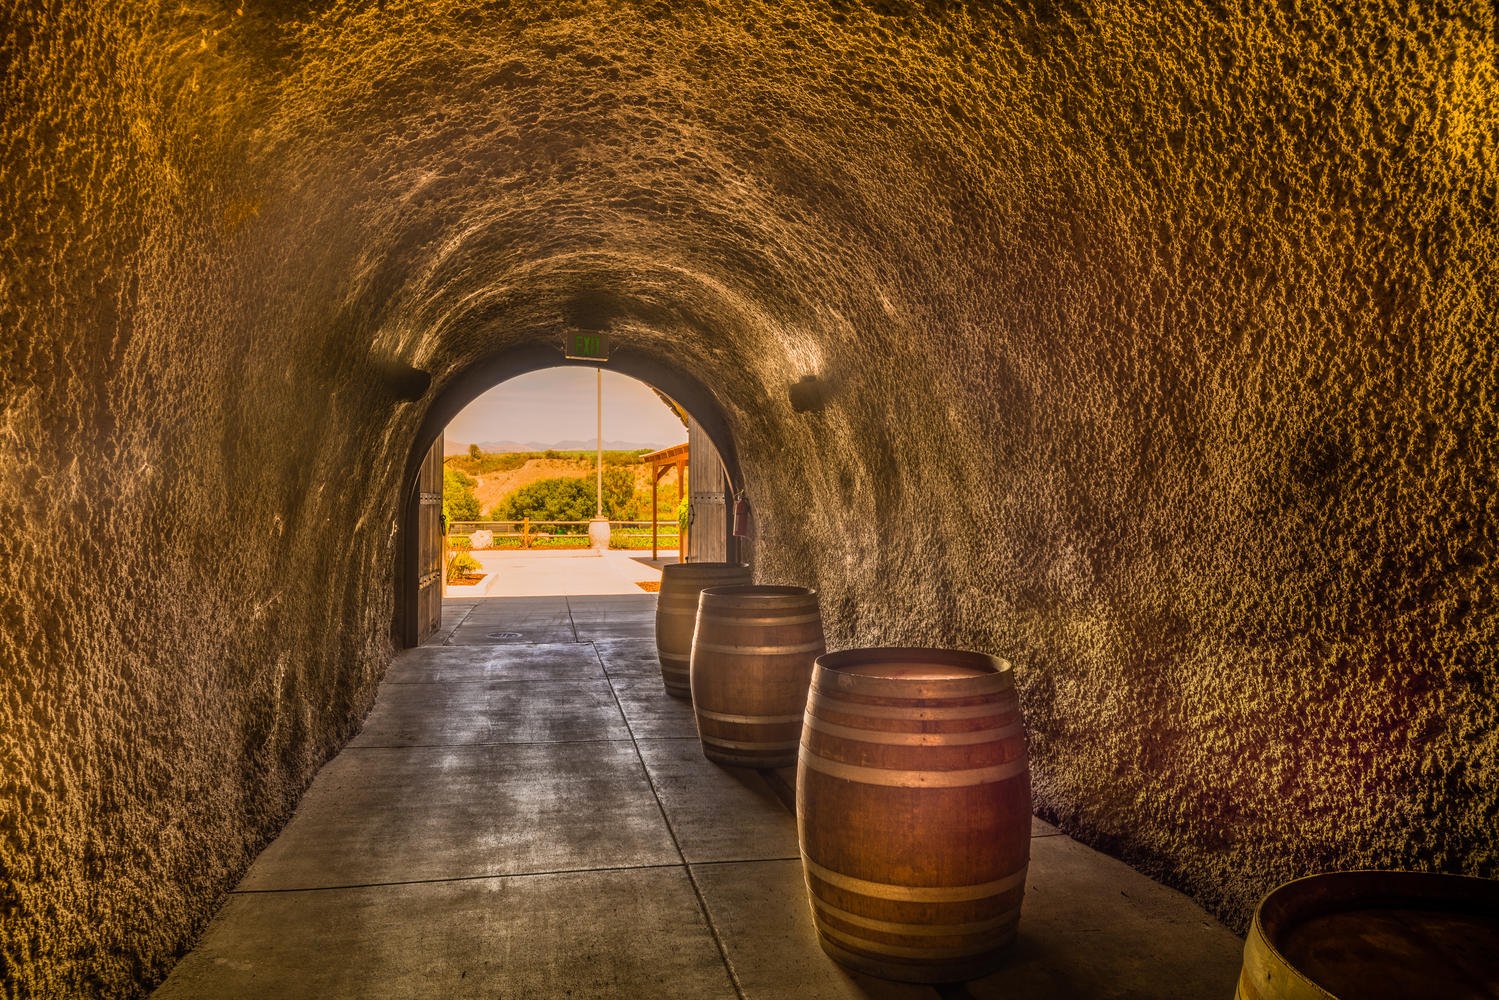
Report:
448,520,681,554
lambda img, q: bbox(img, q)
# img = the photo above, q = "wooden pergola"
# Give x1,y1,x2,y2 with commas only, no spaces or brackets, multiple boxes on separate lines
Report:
642,442,688,561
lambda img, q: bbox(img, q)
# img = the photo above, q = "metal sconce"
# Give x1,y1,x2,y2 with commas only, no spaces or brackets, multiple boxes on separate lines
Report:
370,355,432,402
789,375,829,413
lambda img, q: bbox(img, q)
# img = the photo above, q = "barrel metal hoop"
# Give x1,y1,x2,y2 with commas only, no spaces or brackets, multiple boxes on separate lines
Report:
812,895,1022,937
799,748,1028,787
697,709,806,725
697,613,824,626
802,857,1029,903
815,922,1012,960
808,694,1016,721
694,640,827,655
814,663,1015,701
704,737,802,752
805,717,1025,746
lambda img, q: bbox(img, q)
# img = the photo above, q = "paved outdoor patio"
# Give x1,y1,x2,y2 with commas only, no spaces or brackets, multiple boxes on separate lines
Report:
445,548,675,599
154,586,1245,999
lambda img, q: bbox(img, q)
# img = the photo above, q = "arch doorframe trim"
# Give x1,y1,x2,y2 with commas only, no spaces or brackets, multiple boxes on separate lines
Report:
396,342,742,647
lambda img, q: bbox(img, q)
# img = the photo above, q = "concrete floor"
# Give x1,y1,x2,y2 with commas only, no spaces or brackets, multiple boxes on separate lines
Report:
154,593,1245,999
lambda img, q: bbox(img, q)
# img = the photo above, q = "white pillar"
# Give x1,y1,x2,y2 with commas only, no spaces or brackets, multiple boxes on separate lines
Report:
589,366,609,552
596,367,603,516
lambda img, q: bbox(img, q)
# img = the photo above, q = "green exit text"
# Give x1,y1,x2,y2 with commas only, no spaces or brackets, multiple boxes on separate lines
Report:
565,332,609,360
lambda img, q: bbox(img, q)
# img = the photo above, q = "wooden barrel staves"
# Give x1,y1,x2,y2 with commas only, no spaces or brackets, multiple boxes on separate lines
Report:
690,585,826,768
1237,871,1499,1000
797,647,1030,983
655,561,752,698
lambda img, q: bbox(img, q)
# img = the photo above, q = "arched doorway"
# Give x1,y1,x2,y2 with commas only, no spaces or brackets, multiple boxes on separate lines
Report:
396,343,745,647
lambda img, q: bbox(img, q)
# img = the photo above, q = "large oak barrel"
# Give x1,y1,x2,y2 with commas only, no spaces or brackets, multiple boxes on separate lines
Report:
655,561,751,698
1237,871,1499,1000
797,647,1030,983
690,585,826,768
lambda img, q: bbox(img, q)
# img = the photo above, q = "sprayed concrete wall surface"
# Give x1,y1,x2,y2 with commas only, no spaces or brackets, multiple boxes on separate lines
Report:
2,3,1495,996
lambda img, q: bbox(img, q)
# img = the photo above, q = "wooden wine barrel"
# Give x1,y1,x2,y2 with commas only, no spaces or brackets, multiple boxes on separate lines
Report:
797,647,1030,983
689,585,826,768
1237,870,1499,1000
655,561,751,698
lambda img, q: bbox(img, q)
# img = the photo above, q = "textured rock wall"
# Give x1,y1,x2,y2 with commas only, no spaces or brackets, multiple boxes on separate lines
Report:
2,2,1495,996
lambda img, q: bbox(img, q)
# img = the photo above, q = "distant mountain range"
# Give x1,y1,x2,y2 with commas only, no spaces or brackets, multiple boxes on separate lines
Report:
444,438,674,456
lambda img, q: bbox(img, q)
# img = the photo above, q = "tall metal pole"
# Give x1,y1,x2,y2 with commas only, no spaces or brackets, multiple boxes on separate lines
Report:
595,367,603,517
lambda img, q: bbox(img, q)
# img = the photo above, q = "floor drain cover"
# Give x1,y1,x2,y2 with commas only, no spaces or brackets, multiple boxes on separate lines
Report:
486,631,524,639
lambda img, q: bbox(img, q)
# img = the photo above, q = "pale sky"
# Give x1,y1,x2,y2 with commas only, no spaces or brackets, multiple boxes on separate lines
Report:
444,367,688,450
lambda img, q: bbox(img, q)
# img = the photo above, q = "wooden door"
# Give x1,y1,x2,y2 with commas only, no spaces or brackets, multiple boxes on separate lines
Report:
687,416,731,563
415,433,444,643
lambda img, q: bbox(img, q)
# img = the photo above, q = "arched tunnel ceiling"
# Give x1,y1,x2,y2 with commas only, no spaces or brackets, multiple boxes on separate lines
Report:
257,1,996,410
2,2,1497,996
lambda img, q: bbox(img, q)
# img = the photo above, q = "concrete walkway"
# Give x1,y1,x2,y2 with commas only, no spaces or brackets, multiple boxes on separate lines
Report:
446,548,678,598
154,595,1245,999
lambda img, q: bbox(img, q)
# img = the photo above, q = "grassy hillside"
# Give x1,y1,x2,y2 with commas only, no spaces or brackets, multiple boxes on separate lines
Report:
452,448,652,476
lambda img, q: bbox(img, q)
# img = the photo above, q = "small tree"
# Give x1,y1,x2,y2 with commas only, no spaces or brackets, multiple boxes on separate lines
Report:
502,477,595,528
602,467,634,519
443,466,481,523
468,443,482,460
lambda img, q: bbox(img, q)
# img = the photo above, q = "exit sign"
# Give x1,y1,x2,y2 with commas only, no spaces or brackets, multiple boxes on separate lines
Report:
565,331,609,361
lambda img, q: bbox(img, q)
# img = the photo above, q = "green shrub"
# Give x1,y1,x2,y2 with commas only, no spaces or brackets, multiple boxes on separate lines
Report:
443,466,481,522
448,535,472,551
535,534,589,548
500,476,595,524
602,467,635,518
446,552,481,582
609,532,680,550
493,470,638,524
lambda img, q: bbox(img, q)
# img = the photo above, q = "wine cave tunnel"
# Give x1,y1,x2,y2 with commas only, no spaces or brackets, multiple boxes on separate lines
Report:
3,4,1495,998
